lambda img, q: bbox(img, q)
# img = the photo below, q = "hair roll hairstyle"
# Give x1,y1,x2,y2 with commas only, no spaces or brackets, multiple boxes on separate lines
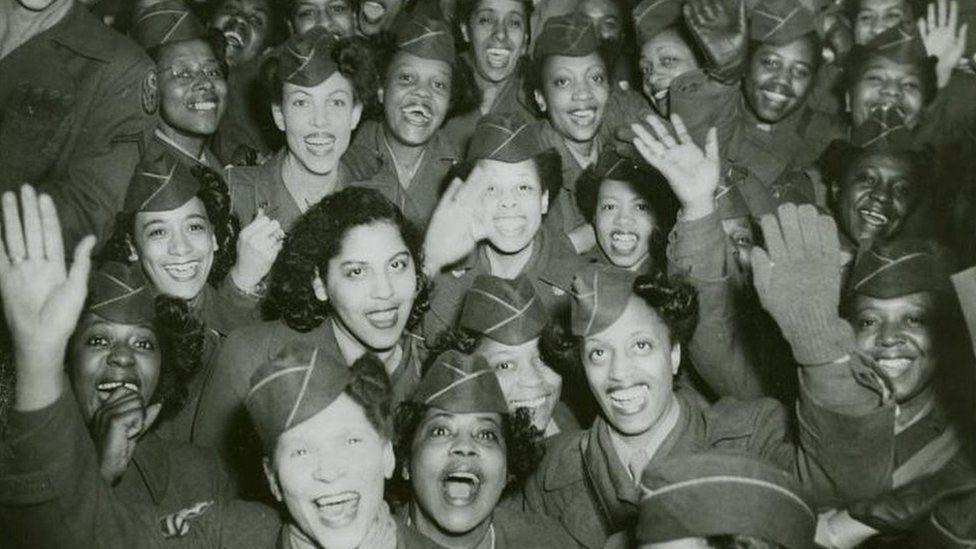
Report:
346,353,396,439
101,165,239,288
151,295,207,420
263,187,428,332
263,35,381,113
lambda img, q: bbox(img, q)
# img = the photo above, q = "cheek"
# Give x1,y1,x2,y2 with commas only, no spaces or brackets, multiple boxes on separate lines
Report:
138,353,163,395
327,279,363,313
392,270,417,297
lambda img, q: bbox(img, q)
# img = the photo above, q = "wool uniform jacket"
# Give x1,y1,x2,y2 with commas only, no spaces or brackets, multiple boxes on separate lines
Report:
226,148,374,232
396,504,577,548
347,119,463,230
193,318,426,498
0,4,155,253
444,56,539,148
275,520,446,549
421,225,587,345
0,390,280,549
523,383,897,549
147,129,225,173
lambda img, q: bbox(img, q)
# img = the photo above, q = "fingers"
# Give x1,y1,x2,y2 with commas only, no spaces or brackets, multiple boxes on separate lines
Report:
777,203,805,262
38,193,65,262
19,186,43,261
647,115,677,148
143,403,163,435
749,246,772,295
796,204,822,257
817,211,841,263
68,235,96,291
630,121,665,162
758,211,787,262
2,191,26,262
949,0,958,32
959,23,969,51
704,127,720,161
670,114,692,145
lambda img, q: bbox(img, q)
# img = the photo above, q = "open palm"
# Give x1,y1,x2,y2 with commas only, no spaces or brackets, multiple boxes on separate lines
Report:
630,114,721,214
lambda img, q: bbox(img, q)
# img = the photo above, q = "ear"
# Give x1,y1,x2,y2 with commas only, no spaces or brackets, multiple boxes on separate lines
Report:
351,101,364,132
126,238,139,263
312,269,329,302
383,441,396,480
377,87,385,105
534,89,547,113
460,21,470,44
669,342,681,376
844,92,851,113
212,233,219,252
272,102,286,132
541,189,550,215
262,457,284,503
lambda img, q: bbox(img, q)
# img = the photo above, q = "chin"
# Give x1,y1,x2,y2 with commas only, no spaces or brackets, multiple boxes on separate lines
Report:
301,157,339,176
488,235,533,254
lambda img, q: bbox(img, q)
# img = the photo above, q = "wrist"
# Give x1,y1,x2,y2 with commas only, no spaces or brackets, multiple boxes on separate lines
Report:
680,200,716,221
230,265,263,294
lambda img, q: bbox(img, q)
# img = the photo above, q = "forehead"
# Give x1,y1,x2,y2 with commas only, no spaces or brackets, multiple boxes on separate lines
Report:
754,36,817,64
854,291,935,313
598,178,644,200
389,51,452,76
296,0,343,7
220,0,270,12
473,0,527,17
643,29,694,54
479,158,540,182
846,151,914,177
284,71,355,96
158,39,219,66
75,313,155,337
335,220,408,261
134,196,208,224
859,56,922,78
544,52,607,74
476,336,540,355
858,0,907,12
420,408,503,427
277,393,377,446
579,0,620,17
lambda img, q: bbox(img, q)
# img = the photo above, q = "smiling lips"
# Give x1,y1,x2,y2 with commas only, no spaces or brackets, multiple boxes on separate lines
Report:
223,29,244,49
607,383,649,415
365,306,400,330
485,48,511,69
163,261,201,282
494,216,527,236
96,380,140,402
361,0,387,23
568,107,597,128
305,133,336,156
401,103,433,127
313,491,361,527
609,230,639,255
858,207,890,228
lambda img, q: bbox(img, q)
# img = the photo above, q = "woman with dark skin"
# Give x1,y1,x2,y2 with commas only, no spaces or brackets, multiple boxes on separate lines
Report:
194,186,430,498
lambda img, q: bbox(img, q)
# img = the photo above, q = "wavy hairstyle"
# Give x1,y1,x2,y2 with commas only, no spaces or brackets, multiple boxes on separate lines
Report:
540,271,698,375
262,35,380,113
263,186,429,332
101,165,239,290
151,295,207,420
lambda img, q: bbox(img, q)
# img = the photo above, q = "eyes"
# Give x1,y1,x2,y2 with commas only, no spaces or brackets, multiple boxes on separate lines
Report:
428,423,500,442
857,10,904,25
288,95,351,109
342,256,413,279
598,199,651,214
550,72,607,88
860,71,922,92
494,360,516,371
759,56,811,79
856,314,927,330
485,181,539,196
393,71,450,93
168,64,225,82
144,220,210,241
85,334,156,352
585,338,655,364
474,12,524,30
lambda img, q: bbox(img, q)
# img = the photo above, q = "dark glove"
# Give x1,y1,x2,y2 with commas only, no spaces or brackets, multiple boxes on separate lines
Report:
684,0,748,83
0,83,75,186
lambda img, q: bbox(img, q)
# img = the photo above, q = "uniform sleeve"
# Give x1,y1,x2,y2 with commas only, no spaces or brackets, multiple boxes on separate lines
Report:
41,52,156,254
205,278,262,335
668,211,766,399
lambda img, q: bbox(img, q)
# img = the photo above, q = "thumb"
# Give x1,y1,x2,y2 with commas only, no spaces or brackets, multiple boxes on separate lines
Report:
68,235,96,289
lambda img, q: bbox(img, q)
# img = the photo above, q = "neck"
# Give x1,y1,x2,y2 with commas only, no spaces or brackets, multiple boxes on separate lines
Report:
1,0,72,59
614,393,680,452
562,136,594,163
410,502,493,549
383,126,426,169
285,523,319,549
485,240,534,279
158,124,207,160
896,385,936,429
330,318,398,365
282,151,338,205
475,72,505,114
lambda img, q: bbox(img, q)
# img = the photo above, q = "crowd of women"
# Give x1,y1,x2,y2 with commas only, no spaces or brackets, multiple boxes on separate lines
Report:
2,0,976,547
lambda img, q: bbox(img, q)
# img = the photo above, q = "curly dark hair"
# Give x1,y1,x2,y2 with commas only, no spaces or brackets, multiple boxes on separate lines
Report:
346,353,396,439
263,35,380,113
100,165,239,289
540,272,698,375
151,296,207,420
372,41,483,120
263,186,429,332
389,400,541,503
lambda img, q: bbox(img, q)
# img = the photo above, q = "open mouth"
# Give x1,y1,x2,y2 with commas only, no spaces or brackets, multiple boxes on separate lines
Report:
494,216,527,236
441,470,482,506
222,30,244,49
607,383,649,415
312,492,361,527
873,356,916,380
652,87,669,101
365,306,399,329
304,133,336,156
187,94,219,112
163,261,201,282
96,380,141,402
568,107,597,127
509,392,551,412
760,87,792,105
857,208,889,227
401,103,433,126
361,0,387,24
485,48,511,69
609,230,639,254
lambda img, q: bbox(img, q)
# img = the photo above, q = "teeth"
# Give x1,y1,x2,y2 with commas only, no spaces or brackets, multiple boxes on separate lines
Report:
607,385,649,414
313,493,357,508
97,381,139,393
402,105,432,124
762,90,789,102
609,385,646,402
859,209,889,225
448,472,479,483
189,101,217,111
653,88,669,100
366,309,396,322
569,109,596,125
495,217,526,235
164,262,199,280
877,358,913,370
223,31,243,47
511,396,546,408
485,48,511,68
611,232,637,243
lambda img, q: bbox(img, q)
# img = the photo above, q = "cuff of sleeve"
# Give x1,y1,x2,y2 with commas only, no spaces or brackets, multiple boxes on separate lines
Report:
779,309,854,366
668,210,726,280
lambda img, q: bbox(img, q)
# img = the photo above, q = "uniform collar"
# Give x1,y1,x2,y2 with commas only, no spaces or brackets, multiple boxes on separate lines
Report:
154,128,222,171
330,318,404,374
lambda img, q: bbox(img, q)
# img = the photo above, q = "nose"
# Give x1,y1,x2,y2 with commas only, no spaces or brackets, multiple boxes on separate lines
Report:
107,345,136,369
168,229,192,256
878,322,906,347
371,271,394,299
497,187,517,209
312,455,346,482
311,102,328,128
879,78,902,98
607,354,628,382
450,433,478,457
521,360,547,388
869,182,893,204
572,79,595,101
491,19,506,40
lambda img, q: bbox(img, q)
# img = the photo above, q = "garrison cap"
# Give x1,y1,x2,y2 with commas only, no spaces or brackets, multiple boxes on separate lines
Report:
633,0,684,44
245,342,360,450
858,22,929,65
570,262,638,337
411,350,509,413
592,150,658,183
394,13,456,64
276,26,342,88
750,0,817,46
124,147,202,213
637,451,816,549
533,12,600,60
460,275,549,345
850,104,913,152
847,239,953,299
132,0,207,51
467,114,549,163
87,262,156,325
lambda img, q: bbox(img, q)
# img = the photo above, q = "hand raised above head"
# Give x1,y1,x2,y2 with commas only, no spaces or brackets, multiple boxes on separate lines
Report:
684,0,748,73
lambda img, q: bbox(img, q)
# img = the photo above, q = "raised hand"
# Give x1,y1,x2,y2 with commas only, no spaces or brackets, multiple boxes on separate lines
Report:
0,185,96,411
423,164,492,276
91,387,162,485
684,0,748,76
231,209,284,293
918,0,969,88
750,204,848,365
630,114,721,221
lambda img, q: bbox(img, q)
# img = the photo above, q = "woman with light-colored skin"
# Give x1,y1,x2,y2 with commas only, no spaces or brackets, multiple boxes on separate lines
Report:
225,26,378,232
